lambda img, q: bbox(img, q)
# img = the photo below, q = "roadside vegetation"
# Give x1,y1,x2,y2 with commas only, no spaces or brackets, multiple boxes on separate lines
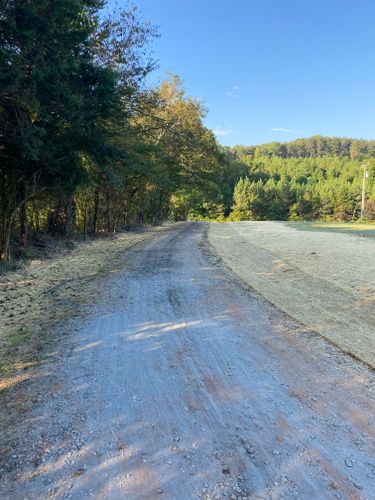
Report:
0,0,226,262
287,220,375,238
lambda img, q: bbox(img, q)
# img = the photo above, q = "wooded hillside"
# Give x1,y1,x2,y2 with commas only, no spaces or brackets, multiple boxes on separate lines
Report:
229,136,375,160
223,139,375,221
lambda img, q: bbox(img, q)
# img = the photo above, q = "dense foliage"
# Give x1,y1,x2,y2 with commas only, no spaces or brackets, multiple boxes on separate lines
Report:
0,0,225,260
229,136,375,160
1,2,374,262
224,139,375,221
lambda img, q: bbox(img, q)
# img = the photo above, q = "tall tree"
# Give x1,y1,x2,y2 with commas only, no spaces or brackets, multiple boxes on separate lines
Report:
0,0,158,256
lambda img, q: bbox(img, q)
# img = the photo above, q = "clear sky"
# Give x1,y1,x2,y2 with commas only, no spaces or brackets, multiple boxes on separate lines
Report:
110,0,375,146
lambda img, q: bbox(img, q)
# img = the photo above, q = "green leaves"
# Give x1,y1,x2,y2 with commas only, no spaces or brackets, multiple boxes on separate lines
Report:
226,151,373,222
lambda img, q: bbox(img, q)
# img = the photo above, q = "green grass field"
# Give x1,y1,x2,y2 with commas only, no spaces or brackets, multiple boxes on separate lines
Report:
288,221,375,238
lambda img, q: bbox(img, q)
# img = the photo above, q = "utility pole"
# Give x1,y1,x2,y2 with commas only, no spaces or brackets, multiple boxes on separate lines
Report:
360,162,369,222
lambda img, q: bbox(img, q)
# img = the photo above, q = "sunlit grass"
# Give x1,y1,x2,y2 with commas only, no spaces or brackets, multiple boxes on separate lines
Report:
289,220,375,237
311,221,375,230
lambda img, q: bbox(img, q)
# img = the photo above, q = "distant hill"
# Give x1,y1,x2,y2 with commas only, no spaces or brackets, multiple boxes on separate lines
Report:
216,136,375,222
227,136,375,160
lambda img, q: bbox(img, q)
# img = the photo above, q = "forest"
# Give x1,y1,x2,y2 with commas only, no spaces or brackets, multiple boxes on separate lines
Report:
179,136,375,223
0,0,228,261
225,141,375,222
1,1,375,262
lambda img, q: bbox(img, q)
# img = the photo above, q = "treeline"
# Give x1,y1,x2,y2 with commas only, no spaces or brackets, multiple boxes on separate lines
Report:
180,138,375,222
229,136,375,160
0,0,226,260
223,138,375,221
229,156,375,221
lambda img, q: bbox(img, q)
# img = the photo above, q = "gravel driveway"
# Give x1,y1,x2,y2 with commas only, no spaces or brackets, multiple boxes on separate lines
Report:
209,221,375,368
1,222,374,499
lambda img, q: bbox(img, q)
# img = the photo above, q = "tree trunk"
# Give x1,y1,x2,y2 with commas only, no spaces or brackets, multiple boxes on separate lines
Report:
0,169,7,257
106,189,114,233
64,197,76,237
83,204,88,241
47,201,65,235
19,185,28,246
1,183,43,260
3,213,16,261
158,191,165,221
92,187,100,235
3,203,23,261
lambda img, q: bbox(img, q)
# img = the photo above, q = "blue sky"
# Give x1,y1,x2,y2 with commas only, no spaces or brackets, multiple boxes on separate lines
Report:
109,0,375,146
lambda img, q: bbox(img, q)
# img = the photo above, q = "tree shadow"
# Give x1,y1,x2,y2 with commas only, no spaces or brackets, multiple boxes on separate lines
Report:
1,305,374,499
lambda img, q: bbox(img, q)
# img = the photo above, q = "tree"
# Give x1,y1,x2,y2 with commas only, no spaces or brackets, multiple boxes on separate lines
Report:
0,0,114,255
0,0,159,256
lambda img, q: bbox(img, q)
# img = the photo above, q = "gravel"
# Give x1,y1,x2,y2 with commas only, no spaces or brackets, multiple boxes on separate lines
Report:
0,222,374,499
208,221,375,368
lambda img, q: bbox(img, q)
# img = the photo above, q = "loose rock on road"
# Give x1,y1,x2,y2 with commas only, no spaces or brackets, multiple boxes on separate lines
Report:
1,222,374,499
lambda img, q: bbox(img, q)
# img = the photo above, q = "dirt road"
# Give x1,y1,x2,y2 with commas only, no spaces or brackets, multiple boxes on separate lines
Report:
1,222,374,499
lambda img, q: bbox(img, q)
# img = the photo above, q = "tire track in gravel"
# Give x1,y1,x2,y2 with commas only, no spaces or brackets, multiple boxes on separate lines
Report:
0,221,374,499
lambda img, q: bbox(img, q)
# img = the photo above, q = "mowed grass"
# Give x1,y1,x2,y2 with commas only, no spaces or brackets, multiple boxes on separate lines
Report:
288,221,375,238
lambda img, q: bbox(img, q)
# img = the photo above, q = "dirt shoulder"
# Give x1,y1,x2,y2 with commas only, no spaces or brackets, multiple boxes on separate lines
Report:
208,221,375,368
0,224,173,390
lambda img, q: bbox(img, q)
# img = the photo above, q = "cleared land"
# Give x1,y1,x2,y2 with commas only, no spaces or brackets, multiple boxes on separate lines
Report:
209,221,375,368
1,222,374,499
